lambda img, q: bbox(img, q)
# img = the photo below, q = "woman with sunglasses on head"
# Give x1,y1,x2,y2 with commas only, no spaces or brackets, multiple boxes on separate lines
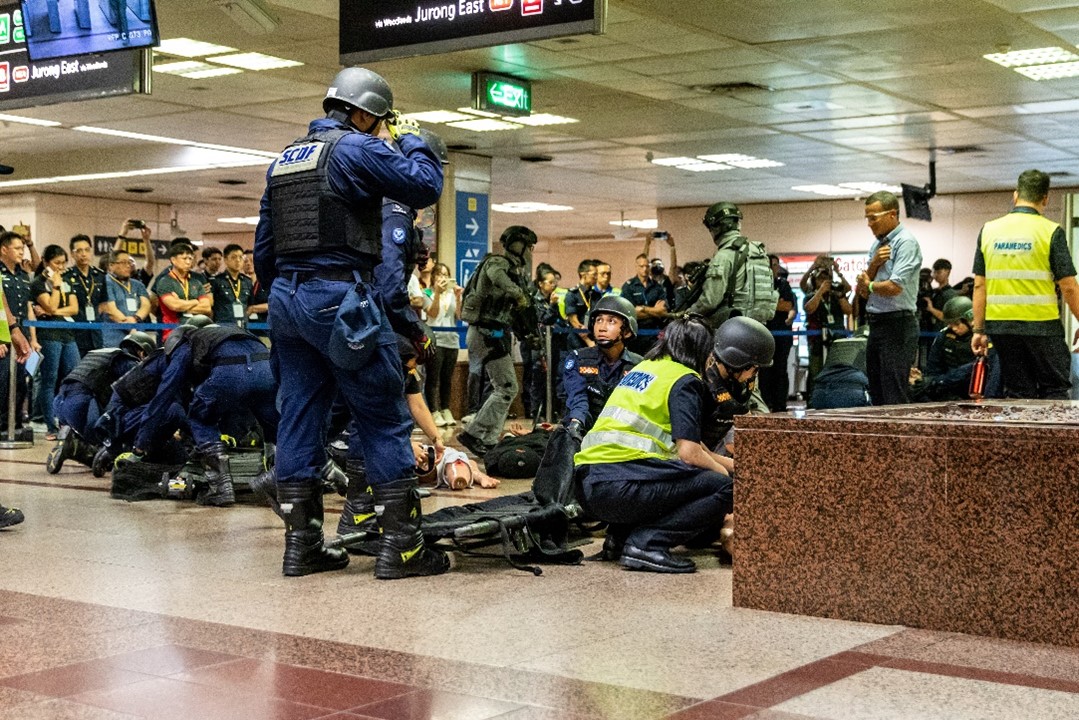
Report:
573,314,735,574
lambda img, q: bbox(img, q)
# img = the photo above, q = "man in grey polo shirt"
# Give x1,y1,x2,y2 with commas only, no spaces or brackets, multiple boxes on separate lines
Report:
855,191,923,405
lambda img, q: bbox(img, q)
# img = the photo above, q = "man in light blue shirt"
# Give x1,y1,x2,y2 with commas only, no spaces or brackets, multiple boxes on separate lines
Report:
855,191,923,404
100,250,150,348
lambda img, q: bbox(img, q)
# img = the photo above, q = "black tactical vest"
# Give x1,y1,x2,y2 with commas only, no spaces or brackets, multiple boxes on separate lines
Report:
573,346,643,430
64,348,134,407
188,325,252,372
112,348,165,407
267,128,381,262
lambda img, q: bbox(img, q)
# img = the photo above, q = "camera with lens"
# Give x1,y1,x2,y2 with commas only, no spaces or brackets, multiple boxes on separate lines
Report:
129,219,145,229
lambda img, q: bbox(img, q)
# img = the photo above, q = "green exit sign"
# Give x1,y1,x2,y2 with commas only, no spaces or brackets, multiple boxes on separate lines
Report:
472,72,532,117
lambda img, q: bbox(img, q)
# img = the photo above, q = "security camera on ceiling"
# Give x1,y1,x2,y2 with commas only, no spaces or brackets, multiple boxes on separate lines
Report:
208,0,280,34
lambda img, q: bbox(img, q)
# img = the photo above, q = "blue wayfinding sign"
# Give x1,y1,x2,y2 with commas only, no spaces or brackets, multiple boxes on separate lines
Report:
455,191,489,288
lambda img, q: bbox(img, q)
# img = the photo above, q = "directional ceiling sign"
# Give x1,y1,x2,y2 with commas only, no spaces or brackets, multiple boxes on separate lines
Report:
455,191,489,289
473,71,531,116
339,0,606,64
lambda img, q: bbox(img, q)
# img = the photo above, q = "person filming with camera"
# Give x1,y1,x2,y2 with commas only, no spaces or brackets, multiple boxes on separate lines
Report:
803,255,852,396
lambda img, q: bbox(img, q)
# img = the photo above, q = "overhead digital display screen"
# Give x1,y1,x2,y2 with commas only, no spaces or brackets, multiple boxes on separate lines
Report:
340,0,605,64
0,3,148,112
20,0,159,62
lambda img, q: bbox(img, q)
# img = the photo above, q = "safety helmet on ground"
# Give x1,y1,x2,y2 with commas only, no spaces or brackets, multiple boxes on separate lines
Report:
942,295,974,324
322,67,394,119
499,225,537,253
588,294,638,340
416,128,449,165
714,316,774,370
702,201,743,231
119,331,156,357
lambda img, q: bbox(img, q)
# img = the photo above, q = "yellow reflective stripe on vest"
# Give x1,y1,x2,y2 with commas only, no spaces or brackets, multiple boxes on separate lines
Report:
579,430,668,457
981,211,1059,322
599,406,673,447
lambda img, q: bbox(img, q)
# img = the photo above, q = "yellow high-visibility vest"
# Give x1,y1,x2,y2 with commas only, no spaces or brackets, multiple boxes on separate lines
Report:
982,211,1059,322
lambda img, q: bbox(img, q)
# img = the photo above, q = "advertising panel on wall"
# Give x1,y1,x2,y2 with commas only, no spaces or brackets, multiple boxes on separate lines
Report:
0,3,148,112
340,0,605,64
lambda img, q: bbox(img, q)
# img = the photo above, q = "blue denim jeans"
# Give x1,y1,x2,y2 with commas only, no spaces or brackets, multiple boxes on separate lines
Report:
37,338,80,433
269,275,413,488
188,355,278,447
53,384,99,437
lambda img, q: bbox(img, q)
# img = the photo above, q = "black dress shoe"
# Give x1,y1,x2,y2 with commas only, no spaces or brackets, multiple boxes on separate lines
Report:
619,544,696,574
599,533,624,561
457,431,490,459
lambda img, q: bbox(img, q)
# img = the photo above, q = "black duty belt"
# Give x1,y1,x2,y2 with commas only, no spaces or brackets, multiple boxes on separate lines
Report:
217,352,271,366
867,310,914,320
292,268,371,284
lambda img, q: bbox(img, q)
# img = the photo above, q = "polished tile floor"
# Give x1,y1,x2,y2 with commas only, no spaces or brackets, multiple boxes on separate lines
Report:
2,439,1078,719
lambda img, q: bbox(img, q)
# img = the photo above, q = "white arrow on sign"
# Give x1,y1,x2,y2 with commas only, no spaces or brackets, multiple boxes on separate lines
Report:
466,217,480,236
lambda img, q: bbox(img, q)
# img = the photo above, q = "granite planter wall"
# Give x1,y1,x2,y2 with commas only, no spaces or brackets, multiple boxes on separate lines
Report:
734,402,1079,647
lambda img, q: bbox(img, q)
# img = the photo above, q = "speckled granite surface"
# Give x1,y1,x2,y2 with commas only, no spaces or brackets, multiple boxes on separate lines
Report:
733,401,1079,648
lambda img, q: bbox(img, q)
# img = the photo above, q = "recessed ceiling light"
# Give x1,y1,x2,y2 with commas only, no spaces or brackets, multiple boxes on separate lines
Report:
457,106,502,118
218,217,260,225
608,219,658,229
182,67,244,79
651,156,698,167
447,118,523,132
156,38,237,58
206,52,302,70
697,153,755,163
403,110,476,124
1014,62,1079,80
679,161,733,172
791,184,863,197
492,202,573,213
984,47,1079,68
0,113,61,127
509,113,579,126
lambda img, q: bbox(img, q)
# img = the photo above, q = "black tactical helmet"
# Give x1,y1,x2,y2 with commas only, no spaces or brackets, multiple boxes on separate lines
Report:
588,294,638,339
322,67,394,119
119,331,156,357
702,201,743,231
942,295,974,324
416,127,449,165
714,316,774,369
183,314,213,328
499,225,537,252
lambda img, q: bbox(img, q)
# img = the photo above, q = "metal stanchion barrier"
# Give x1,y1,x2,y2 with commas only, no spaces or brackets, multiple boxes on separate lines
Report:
544,325,553,424
0,346,31,449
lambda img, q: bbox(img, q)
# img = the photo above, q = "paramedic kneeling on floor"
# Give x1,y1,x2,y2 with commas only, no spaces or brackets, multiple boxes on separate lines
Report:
573,315,734,574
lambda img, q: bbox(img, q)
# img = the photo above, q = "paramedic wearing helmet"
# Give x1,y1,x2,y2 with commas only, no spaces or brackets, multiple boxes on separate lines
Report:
255,67,448,580
574,315,734,574
561,294,643,438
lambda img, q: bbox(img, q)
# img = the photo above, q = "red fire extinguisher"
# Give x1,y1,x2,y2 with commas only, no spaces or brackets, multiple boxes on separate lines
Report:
969,356,987,400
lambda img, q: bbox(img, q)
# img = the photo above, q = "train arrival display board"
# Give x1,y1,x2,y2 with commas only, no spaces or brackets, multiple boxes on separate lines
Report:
340,0,605,64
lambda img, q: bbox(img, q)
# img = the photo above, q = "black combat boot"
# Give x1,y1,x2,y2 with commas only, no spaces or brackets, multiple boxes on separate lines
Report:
336,459,378,556
91,445,115,478
280,482,349,577
46,426,77,474
372,476,451,580
71,432,100,469
196,441,235,507
249,468,284,519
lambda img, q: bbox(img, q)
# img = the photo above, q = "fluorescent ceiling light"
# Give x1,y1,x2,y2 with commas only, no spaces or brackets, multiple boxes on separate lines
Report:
1014,62,1079,80
153,60,213,75
206,52,302,70
218,216,260,225
71,126,279,158
509,113,579,126
609,219,658,229
492,202,573,213
0,113,62,127
679,161,733,172
727,158,784,169
0,160,269,189
697,153,755,163
156,38,237,57
182,67,244,79
457,106,501,118
403,110,475,124
651,156,697,166
791,184,863,197
447,118,523,132
839,181,902,193
984,47,1078,68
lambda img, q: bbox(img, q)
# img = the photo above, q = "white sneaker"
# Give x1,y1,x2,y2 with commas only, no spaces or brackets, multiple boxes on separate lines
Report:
433,409,449,427
461,413,476,425
442,410,457,426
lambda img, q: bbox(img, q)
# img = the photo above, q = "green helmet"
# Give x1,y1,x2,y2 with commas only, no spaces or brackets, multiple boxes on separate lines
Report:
942,296,973,324
119,331,156,357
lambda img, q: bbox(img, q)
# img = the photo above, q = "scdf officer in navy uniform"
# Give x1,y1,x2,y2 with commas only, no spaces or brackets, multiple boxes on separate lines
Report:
254,67,447,579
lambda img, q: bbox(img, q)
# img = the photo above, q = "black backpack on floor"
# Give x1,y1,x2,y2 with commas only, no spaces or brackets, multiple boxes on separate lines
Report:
482,429,552,478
